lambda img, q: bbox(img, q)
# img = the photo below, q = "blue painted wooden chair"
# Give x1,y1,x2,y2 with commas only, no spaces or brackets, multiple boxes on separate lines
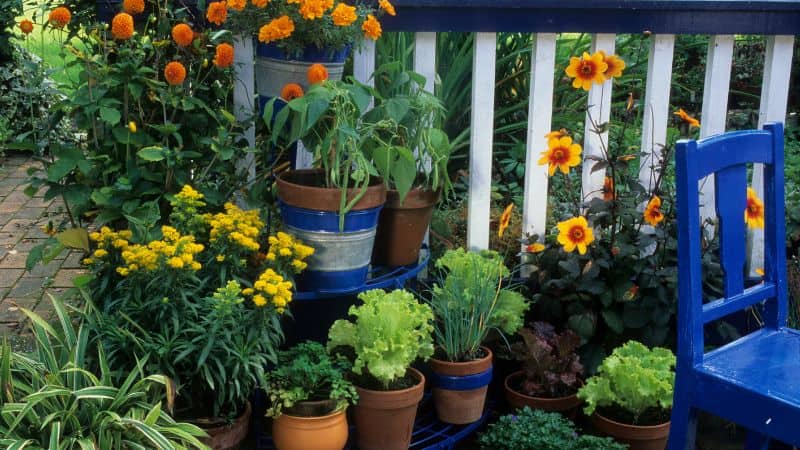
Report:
669,122,800,450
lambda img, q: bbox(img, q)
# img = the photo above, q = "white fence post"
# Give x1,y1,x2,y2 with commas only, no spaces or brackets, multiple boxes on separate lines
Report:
639,34,675,191
466,32,497,250
233,35,256,183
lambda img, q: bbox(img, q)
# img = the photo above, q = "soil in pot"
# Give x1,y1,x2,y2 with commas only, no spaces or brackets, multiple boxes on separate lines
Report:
353,368,425,450
195,401,251,450
592,406,671,450
272,400,348,450
372,188,439,267
503,370,582,414
430,347,493,425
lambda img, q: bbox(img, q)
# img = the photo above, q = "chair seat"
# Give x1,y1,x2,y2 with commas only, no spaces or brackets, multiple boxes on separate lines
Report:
699,327,800,405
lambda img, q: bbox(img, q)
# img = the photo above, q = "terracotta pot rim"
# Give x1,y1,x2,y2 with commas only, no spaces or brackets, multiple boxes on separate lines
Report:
276,168,386,211
277,407,347,421
384,187,440,209
192,400,251,432
354,367,425,396
430,346,493,376
503,370,580,401
593,411,671,431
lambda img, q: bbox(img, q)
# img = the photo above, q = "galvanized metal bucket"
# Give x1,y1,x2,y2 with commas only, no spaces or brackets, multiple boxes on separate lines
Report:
255,43,349,102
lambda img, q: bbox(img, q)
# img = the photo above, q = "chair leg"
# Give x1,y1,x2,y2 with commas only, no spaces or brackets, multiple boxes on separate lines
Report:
744,431,770,450
667,402,698,450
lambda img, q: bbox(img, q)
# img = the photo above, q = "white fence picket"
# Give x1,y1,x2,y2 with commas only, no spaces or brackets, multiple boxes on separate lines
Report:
233,35,256,182
354,40,377,105
414,32,437,93
639,34,675,191
522,33,557,248
581,34,616,205
466,32,497,250
698,35,735,225
749,35,796,271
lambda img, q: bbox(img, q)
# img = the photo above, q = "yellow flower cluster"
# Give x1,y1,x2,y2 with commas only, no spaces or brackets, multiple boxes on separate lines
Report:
267,231,314,273
206,203,264,252
117,226,204,276
84,227,133,265
243,268,293,312
173,185,206,210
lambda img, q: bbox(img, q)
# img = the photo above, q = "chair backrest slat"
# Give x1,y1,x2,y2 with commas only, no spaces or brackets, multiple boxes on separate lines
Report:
676,122,786,363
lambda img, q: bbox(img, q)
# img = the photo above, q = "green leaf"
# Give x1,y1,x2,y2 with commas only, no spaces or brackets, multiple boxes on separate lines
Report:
137,146,167,162
601,310,624,334
99,107,121,125
385,98,410,123
55,228,90,251
567,312,596,339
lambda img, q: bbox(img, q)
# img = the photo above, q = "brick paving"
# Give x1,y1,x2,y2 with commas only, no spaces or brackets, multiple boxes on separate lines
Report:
0,153,85,337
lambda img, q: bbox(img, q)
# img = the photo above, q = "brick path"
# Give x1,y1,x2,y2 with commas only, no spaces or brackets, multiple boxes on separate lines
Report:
0,153,85,336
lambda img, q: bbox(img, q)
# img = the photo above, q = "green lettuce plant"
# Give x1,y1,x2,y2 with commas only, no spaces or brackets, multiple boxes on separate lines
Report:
429,248,529,362
263,341,358,418
578,340,675,425
327,289,434,390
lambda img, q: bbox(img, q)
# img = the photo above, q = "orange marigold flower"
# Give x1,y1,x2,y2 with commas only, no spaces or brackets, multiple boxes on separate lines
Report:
379,0,396,16
498,204,513,238
213,43,234,68
557,216,594,255
281,83,304,101
111,13,134,40
18,19,34,35
644,196,665,226
48,7,72,29
228,0,247,10
172,23,194,47
526,242,546,253
603,176,614,201
331,2,357,26
745,187,765,229
252,0,268,6
299,0,333,20
674,108,700,128
206,1,228,25
258,16,294,43
538,136,582,176
307,63,328,84
362,14,381,40
123,0,145,14
565,51,608,91
164,61,187,86
598,50,626,79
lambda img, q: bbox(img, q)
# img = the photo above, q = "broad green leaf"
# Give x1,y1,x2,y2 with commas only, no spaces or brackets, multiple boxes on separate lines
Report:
137,147,167,162
55,228,90,251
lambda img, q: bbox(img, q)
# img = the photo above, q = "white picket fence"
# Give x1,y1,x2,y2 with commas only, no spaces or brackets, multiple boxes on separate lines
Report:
232,31,797,267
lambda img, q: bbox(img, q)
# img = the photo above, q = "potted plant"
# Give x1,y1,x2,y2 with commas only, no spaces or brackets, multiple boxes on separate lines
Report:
327,289,434,450
84,187,314,449
265,341,358,450
266,78,387,291
365,64,454,267
428,248,529,424
577,341,675,450
479,407,626,450
220,0,395,101
505,322,584,414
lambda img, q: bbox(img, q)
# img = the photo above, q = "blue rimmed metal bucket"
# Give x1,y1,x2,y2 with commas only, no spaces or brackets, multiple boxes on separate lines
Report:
276,169,386,292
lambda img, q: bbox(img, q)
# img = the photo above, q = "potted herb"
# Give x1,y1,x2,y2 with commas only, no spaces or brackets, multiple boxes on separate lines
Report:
266,78,386,291
505,322,584,414
365,64,454,267
578,341,675,450
479,407,626,450
266,341,358,450
428,248,529,424
327,289,434,450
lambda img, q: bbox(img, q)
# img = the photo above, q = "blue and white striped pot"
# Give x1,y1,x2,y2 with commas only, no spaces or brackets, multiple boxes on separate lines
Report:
276,169,386,292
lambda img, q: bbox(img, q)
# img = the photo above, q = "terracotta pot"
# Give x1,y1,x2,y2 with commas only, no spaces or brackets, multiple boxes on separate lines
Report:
272,408,348,450
353,368,425,450
503,371,582,414
199,401,251,450
372,188,439,267
592,412,671,450
429,347,493,424
276,169,386,212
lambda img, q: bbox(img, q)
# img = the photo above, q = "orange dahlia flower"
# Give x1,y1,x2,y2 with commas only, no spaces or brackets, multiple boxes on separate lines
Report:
674,108,700,128
557,216,594,255
379,0,396,16
538,136,582,176
526,242,545,253
111,13,134,40
598,50,626,79
18,19,34,35
745,187,765,229
602,176,615,201
164,61,187,86
206,1,228,25
123,0,145,14
497,204,514,238
362,14,382,40
172,23,194,47
307,63,328,84
281,83,304,101
48,7,72,29
565,51,608,91
258,16,294,43
544,129,567,140
214,43,235,68
644,196,665,226
331,3,357,26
